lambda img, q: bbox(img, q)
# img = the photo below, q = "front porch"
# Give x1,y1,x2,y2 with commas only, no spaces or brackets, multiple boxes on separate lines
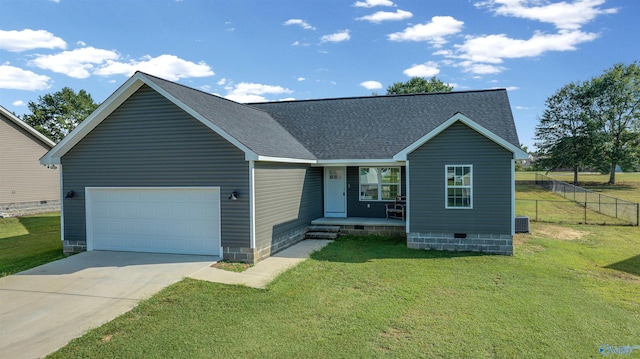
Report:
311,217,406,237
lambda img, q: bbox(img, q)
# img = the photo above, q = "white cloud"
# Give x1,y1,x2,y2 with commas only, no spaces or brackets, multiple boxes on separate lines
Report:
388,16,464,47
0,29,66,52
94,54,214,80
505,86,519,91
356,9,412,23
320,30,351,43
476,0,618,30
297,77,306,81
217,78,227,85
224,82,293,103
0,65,51,90
354,0,395,8
403,61,440,77
360,80,383,90
453,30,599,64
31,47,120,79
283,19,316,30
458,61,504,74
12,100,26,106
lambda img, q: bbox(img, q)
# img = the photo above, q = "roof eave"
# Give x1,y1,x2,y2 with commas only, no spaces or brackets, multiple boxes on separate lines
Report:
1,105,56,148
40,74,146,165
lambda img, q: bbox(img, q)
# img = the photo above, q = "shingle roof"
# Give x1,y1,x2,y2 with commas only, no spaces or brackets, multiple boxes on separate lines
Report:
146,73,519,161
250,90,520,160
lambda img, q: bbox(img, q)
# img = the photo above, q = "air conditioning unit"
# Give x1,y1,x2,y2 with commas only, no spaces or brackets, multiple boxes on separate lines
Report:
515,216,530,233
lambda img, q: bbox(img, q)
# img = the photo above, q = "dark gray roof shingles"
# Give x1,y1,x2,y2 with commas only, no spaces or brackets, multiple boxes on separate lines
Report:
250,90,520,159
140,72,519,161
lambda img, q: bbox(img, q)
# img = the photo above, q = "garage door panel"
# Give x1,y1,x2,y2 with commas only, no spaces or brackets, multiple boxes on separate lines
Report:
87,188,220,256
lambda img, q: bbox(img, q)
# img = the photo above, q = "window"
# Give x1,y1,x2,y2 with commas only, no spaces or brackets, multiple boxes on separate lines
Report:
359,167,401,201
446,165,472,208
328,169,343,180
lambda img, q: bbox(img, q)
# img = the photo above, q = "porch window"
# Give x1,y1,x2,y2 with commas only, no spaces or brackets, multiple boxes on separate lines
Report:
359,167,400,201
446,165,472,208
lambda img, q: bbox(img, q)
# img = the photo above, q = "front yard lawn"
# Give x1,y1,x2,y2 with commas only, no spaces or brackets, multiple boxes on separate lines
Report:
0,212,63,277
49,224,639,358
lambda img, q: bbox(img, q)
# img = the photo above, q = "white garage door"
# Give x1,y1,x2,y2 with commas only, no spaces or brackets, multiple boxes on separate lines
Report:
86,187,221,256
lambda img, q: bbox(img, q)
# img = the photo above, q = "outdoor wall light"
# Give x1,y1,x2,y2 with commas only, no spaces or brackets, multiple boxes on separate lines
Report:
228,191,239,201
65,191,75,199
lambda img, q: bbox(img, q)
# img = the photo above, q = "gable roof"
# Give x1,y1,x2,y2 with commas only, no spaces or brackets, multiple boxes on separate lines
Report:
41,72,526,165
0,105,56,148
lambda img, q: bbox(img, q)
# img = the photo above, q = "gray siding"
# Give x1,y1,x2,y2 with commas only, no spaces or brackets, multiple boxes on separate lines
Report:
0,114,59,204
254,162,323,250
408,121,513,234
346,166,406,218
61,85,250,247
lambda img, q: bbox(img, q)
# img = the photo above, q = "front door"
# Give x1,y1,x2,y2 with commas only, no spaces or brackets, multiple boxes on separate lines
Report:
324,167,346,217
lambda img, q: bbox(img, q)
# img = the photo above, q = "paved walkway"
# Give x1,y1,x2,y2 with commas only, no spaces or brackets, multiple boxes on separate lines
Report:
189,239,331,288
0,240,331,359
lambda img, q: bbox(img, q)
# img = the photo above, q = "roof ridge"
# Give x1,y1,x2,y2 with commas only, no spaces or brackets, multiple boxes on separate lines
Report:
248,88,507,105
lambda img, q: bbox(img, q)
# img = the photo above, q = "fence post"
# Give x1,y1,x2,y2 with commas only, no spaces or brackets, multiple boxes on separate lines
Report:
536,200,539,222
584,198,587,224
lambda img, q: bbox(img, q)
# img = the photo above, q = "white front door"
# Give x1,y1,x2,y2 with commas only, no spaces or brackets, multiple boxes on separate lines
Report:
324,167,346,217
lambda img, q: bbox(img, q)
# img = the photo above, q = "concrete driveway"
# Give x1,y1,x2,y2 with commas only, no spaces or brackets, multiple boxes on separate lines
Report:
0,251,217,359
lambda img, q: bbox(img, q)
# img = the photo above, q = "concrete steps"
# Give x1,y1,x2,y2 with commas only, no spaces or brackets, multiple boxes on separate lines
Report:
305,225,340,240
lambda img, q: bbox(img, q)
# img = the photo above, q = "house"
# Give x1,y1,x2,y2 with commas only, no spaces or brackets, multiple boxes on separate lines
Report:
40,72,528,262
1,105,59,216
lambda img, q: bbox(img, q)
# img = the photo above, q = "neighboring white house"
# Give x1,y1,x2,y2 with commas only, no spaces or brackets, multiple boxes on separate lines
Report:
0,105,60,216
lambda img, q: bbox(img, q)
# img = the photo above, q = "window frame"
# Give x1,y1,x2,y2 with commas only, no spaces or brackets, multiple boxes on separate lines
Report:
445,165,473,209
358,167,401,202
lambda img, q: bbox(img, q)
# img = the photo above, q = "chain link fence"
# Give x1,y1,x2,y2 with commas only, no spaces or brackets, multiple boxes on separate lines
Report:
521,173,639,226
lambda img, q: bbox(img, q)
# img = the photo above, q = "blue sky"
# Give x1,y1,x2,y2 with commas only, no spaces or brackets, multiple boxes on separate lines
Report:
1,0,638,150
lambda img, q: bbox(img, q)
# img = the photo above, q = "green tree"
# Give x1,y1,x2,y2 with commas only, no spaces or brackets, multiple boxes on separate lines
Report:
588,62,640,184
386,76,453,95
515,144,530,171
534,81,598,185
22,87,100,143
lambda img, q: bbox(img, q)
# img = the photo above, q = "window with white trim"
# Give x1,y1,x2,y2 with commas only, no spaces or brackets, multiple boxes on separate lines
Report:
446,165,472,208
359,167,401,201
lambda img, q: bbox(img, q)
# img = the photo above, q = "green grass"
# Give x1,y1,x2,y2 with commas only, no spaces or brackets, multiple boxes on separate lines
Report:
515,184,630,225
210,260,253,272
49,228,640,358
517,171,640,203
0,212,64,277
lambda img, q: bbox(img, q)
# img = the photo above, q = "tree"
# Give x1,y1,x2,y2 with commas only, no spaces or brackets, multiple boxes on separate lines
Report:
534,81,598,185
386,76,453,95
588,62,640,184
22,87,100,143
